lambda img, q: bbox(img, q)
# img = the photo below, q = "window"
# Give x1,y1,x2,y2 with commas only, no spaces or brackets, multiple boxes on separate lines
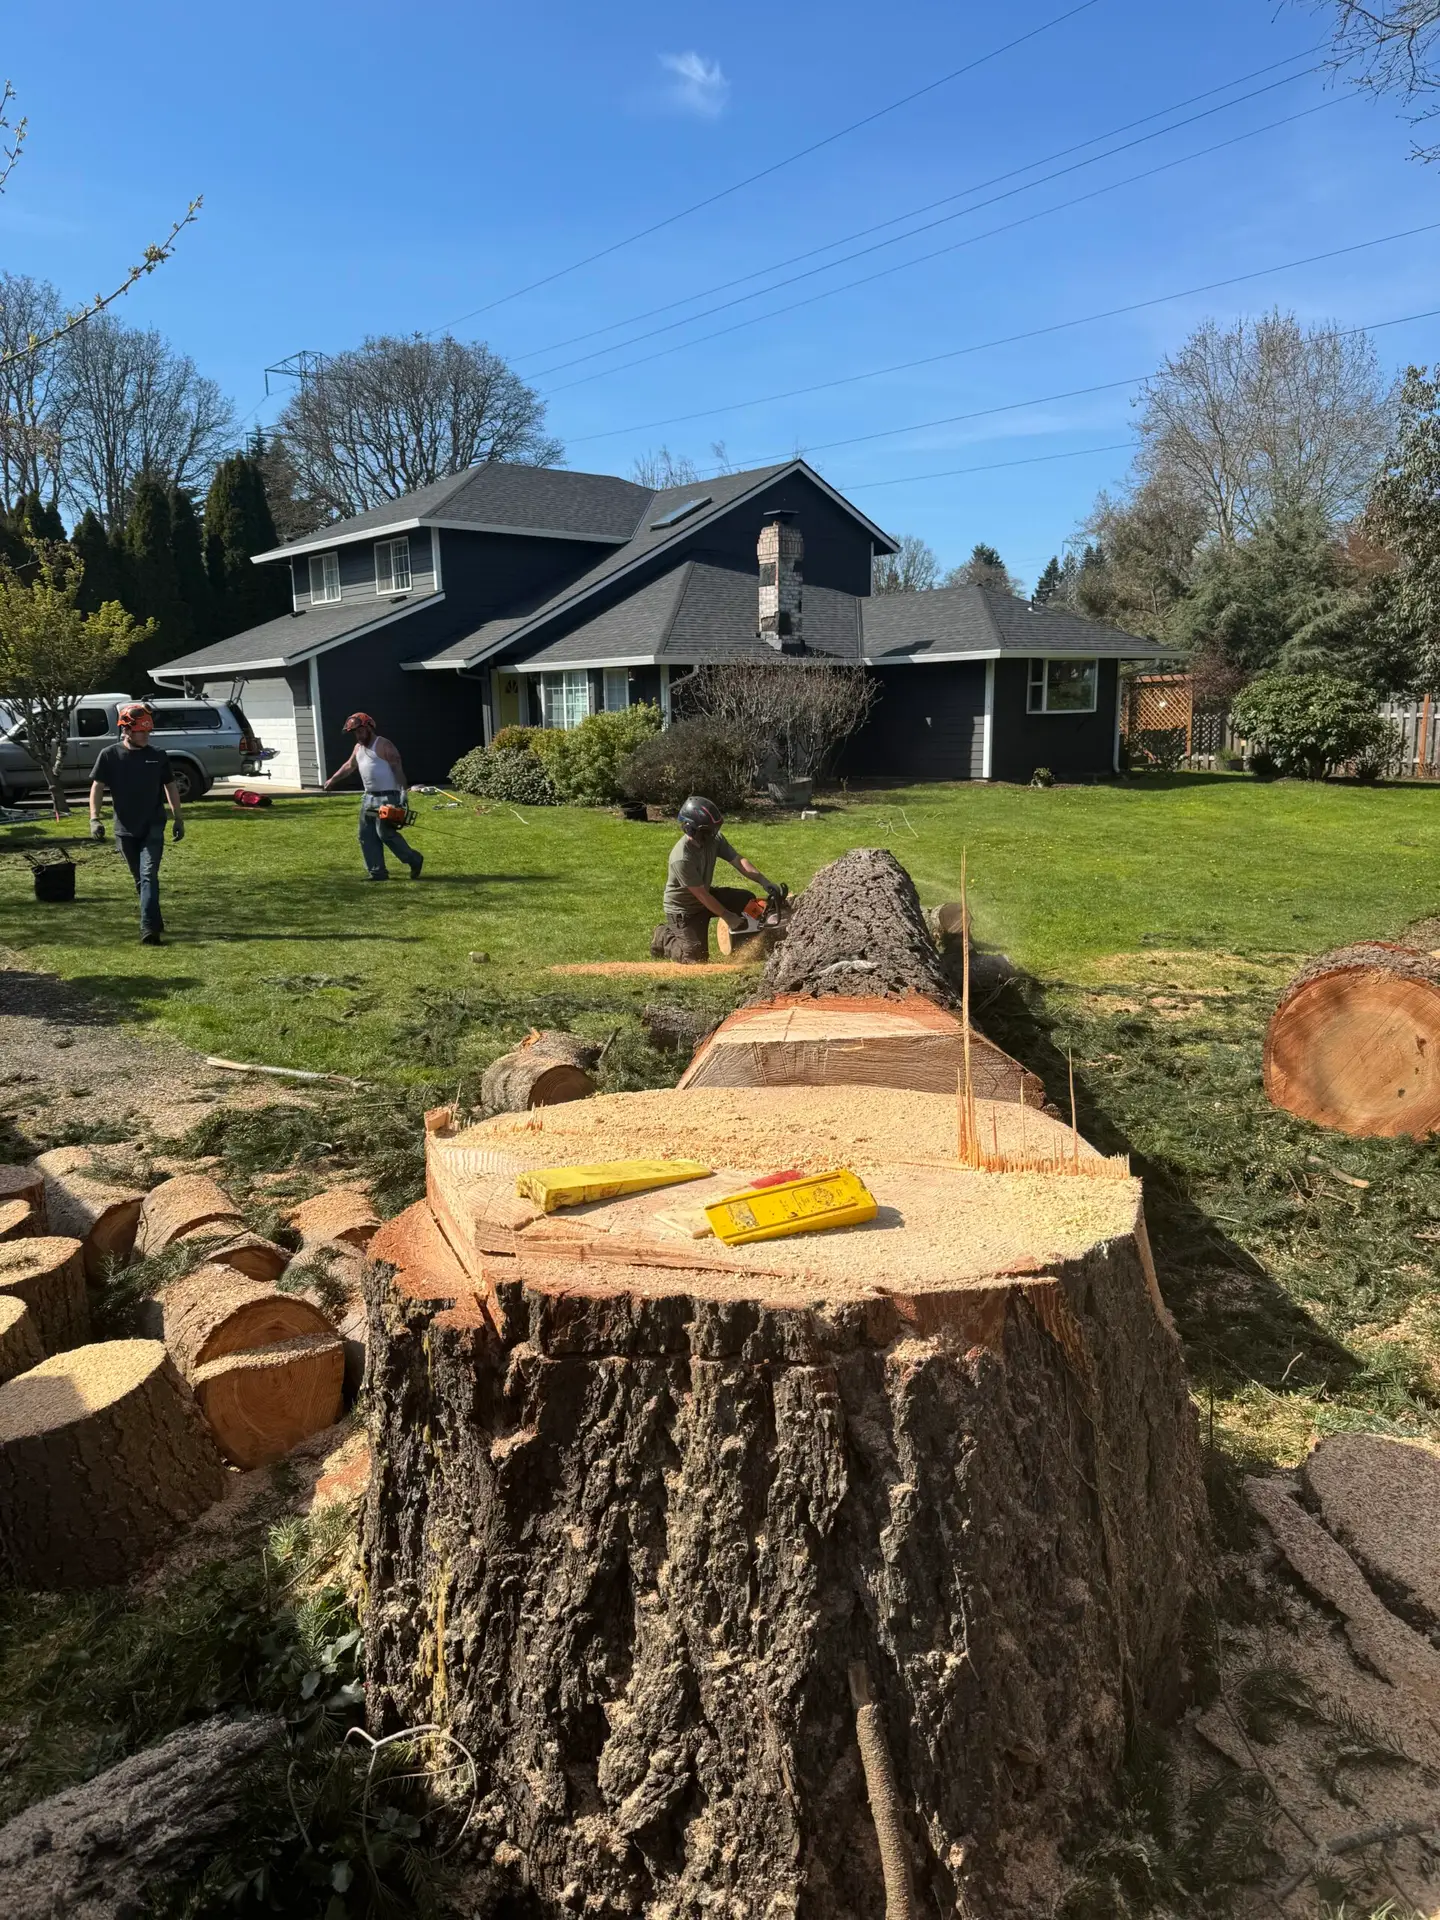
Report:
151,706,222,732
602,669,631,712
649,495,712,530
538,671,591,730
1027,658,1098,714
73,708,110,738
375,536,412,595
309,552,341,604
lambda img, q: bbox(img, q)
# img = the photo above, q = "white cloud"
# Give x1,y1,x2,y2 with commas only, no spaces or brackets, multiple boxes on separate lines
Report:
658,51,730,119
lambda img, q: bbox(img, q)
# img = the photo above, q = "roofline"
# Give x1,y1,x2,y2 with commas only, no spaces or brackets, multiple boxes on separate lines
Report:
152,594,444,680
425,461,899,672
252,517,632,563
863,643,1165,663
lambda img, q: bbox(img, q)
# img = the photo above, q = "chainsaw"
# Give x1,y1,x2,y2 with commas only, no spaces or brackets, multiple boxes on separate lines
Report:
725,883,792,945
376,797,416,828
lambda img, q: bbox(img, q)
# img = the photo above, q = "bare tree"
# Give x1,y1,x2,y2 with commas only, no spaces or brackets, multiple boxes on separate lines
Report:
872,533,940,593
0,274,66,509
56,317,233,528
631,446,701,488
944,542,1023,595
1074,480,1207,636
690,659,876,784
1306,2,1440,157
1134,310,1394,545
279,335,562,519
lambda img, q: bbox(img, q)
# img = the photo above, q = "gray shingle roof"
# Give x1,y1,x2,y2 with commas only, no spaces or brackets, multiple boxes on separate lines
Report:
862,584,1168,659
150,589,441,677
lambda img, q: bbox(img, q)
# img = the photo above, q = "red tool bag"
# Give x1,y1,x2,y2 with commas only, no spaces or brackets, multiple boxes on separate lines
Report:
232,789,273,808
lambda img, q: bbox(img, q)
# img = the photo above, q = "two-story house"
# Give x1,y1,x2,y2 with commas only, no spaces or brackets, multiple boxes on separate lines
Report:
151,459,1165,787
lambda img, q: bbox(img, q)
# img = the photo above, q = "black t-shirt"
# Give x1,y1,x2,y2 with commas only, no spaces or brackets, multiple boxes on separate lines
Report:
90,743,175,839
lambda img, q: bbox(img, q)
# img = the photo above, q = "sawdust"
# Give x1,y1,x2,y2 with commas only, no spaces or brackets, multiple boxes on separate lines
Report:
549,958,755,977
0,1337,157,1438
1074,949,1298,991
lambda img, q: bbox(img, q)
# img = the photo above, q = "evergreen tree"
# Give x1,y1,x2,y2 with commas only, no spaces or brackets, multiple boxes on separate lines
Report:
120,476,184,680
205,454,289,637
19,493,65,543
168,488,213,648
1033,556,1064,604
70,511,127,615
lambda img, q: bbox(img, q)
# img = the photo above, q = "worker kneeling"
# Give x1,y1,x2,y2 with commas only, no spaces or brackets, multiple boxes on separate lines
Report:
651,796,781,963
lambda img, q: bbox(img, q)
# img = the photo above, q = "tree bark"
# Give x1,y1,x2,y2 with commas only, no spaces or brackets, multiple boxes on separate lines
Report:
0,1296,44,1383
482,1030,599,1113
136,1174,246,1257
33,1148,144,1281
0,1339,225,1586
757,847,954,1005
1264,943,1440,1137
0,1164,47,1232
0,1236,91,1354
0,1713,281,1919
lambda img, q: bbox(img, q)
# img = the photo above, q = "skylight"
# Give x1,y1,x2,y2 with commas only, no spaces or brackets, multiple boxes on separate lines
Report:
649,495,712,530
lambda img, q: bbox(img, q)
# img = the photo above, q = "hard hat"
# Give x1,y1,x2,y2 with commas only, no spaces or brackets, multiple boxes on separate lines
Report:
677,795,723,835
117,703,154,733
342,711,376,733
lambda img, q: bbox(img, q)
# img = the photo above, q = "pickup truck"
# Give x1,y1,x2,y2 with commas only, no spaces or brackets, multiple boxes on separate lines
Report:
0,694,268,806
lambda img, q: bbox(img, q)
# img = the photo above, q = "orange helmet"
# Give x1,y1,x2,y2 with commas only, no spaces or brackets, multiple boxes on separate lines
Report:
117,703,154,734
343,712,376,734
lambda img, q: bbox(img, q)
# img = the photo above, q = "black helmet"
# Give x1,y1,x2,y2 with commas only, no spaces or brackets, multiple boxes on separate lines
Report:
677,795,723,836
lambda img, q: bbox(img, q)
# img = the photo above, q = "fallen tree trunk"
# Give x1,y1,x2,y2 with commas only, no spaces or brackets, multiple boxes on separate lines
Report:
0,1297,44,1383
363,1088,1206,1918
0,1713,281,1919
33,1148,144,1281
1264,944,1440,1137
0,1339,225,1586
481,1028,599,1112
0,1237,90,1354
758,846,953,1004
0,1164,46,1232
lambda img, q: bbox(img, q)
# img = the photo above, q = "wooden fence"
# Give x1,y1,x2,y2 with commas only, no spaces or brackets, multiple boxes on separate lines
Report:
1124,674,1440,776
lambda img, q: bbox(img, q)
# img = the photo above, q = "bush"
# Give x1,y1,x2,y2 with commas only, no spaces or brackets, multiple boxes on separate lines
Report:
1248,749,1278,780
1216,748,1245,772
1029,766,1055,788
491,724,538,753
617,717,750,814
529,704,661,805
448,744,557,804
1230,671,1396,780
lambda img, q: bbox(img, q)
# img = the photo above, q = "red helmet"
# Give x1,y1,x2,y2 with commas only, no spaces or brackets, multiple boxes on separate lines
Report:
117,703,154,734
343,712,376,734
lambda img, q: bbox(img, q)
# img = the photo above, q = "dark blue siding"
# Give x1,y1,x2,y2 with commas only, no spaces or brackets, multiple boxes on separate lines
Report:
843,665,987,780
989,657,1119,783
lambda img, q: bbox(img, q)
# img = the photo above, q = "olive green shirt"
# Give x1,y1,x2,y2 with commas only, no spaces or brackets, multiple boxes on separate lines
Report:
664,832,742,916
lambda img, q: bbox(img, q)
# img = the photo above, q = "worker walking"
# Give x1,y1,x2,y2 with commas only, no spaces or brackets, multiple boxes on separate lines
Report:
651,795,783,962
323,712,423,881
88,703,185,946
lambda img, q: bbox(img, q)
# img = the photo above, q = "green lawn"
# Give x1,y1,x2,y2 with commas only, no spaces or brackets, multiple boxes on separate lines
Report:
3,775,1439,1078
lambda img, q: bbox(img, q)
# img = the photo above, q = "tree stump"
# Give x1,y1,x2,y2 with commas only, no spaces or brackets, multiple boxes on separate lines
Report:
33,1148,144,1281
0,1297,44,1384
0,1199,35,1242
0,1238,90,1355
481,1029,599,1112
1264,944,1440,1137
0,1164,47,1232
363,1087,1207,1917
0,1339,226,1587
163,1266,343,1467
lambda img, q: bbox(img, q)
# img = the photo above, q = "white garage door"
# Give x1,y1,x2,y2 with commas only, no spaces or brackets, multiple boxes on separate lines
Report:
208,676,302,787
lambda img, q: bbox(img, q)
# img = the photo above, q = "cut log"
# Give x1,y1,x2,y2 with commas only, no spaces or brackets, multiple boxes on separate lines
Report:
0,1297,44,1383
163,1265,342,1466
287,1188,379,1252
0,1237,90,1354
0,1339,226,1586
0,1198,35,1241
33,1147,144,1281
198,1231,290,1285
0,1713,281,1919
757,846,953,1004
364,1087,1205,1918
481,1028,598,1112
136,1173,244,1257
0,1163,47,1232
1264,944,1440,1137
640,1003,714,1056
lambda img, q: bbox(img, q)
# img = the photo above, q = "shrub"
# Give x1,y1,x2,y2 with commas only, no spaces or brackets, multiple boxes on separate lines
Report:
1216,748,1245,772
1231,671,1396,780
491,724,538,752
448,744,557,805
1029,766,1055,788
530,704,661,805
617,717,750,814
1248,749,1278,780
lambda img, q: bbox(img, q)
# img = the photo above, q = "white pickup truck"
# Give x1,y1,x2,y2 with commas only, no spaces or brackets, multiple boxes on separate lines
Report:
0,694,269,806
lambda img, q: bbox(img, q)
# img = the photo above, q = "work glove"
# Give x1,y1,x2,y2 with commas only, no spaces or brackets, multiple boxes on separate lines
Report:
88,818,105,841
171,819,185,842
725,912,751,933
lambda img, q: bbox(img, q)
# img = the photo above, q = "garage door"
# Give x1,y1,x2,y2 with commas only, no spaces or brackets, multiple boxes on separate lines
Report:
207,676,301,787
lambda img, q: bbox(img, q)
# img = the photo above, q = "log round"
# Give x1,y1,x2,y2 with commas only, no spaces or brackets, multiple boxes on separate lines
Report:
481,1030,599,1113
0,1237,91,1355
0,1164,47,1232
363,1086,1207,1917
33,1148,144,1280
0,1198,35,1242
758,847,954,1004
0,1339,226,1586
136,1174,244,1257
287,1188,379,1252
1264,943,1440,1137
0,1297,44,1383
196,1232,291,1285
163,1267,337,1376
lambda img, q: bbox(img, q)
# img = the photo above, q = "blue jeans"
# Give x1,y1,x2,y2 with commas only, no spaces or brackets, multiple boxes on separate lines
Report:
358,791,419,878
117,829,165,935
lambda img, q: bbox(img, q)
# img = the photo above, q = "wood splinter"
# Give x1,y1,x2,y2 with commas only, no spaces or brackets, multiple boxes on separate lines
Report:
848,1661,916,1920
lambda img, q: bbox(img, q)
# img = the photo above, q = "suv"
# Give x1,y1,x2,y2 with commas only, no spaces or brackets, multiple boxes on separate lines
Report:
0,695,266,806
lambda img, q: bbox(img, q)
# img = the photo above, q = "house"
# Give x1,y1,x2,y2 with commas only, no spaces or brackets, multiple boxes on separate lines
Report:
151,459,1167,787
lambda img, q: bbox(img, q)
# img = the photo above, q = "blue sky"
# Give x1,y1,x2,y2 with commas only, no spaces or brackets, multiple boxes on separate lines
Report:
3,0,1436,586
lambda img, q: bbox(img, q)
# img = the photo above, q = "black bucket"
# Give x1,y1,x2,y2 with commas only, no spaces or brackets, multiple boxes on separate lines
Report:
32,859,76,903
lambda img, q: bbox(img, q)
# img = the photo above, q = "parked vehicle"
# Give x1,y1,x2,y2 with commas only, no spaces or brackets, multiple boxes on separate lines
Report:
0,694,267,805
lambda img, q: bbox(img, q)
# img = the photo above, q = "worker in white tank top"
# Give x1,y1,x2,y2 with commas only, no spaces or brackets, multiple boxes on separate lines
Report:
323,711,424,881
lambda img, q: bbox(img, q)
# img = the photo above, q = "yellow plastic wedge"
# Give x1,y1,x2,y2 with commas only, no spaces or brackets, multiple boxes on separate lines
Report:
516,1159,712,1214
704,1168,877,1245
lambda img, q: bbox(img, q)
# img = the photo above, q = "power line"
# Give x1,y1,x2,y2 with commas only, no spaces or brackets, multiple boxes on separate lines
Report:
424,0,1108,332
837,440,1135,490
542,94,1351,398
524,63,1323,379
563,218,1440,449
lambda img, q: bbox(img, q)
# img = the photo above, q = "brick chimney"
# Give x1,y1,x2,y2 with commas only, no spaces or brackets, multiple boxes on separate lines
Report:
757,511,803,652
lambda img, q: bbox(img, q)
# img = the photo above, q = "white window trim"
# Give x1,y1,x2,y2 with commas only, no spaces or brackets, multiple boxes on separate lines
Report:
1027,656,1099,716
375,536,412,596
309,552,341,605
538,669,592,731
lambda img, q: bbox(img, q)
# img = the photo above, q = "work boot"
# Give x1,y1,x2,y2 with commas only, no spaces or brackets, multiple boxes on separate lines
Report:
141,931,164,946
410,854,424,880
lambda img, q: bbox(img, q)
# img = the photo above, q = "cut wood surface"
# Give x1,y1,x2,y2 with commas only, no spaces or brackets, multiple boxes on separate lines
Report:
0,1339,225,1586
1264,944,1440,1137
164,1267,335,1375
0,1163,46,1232
33,1147,144,1280
481,1028,598,1112
137,1174,244,1256
0,1296,44,1383
0,1712,281,1919
198,1231,290,1284
758,847,955,1004
1303,1433,1440,1629
0,1198,34,1241
287,1188,379,1251
0,1236,90,1354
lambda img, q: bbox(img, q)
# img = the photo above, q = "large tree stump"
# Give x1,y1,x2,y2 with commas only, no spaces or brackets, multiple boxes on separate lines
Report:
163,1266,343,1466
0,1164,47,1232
0,1712,281,1918
364,1087,1206,1917
481,1028,599,1112
1264,944,1440,1137
0,1339,226,1586
0,1237,90,1354
33,1148,144,1281
0,1298,44,1384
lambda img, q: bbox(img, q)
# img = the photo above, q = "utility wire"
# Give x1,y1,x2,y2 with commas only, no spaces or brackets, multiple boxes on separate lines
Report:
542,94,1351,397
564,218,1440,448
424,0,1108,331
524,64,1323,379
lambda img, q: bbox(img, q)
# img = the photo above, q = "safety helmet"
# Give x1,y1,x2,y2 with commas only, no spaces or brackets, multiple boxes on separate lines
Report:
677,795,723,836
117,703,154,734
342,711,376,734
